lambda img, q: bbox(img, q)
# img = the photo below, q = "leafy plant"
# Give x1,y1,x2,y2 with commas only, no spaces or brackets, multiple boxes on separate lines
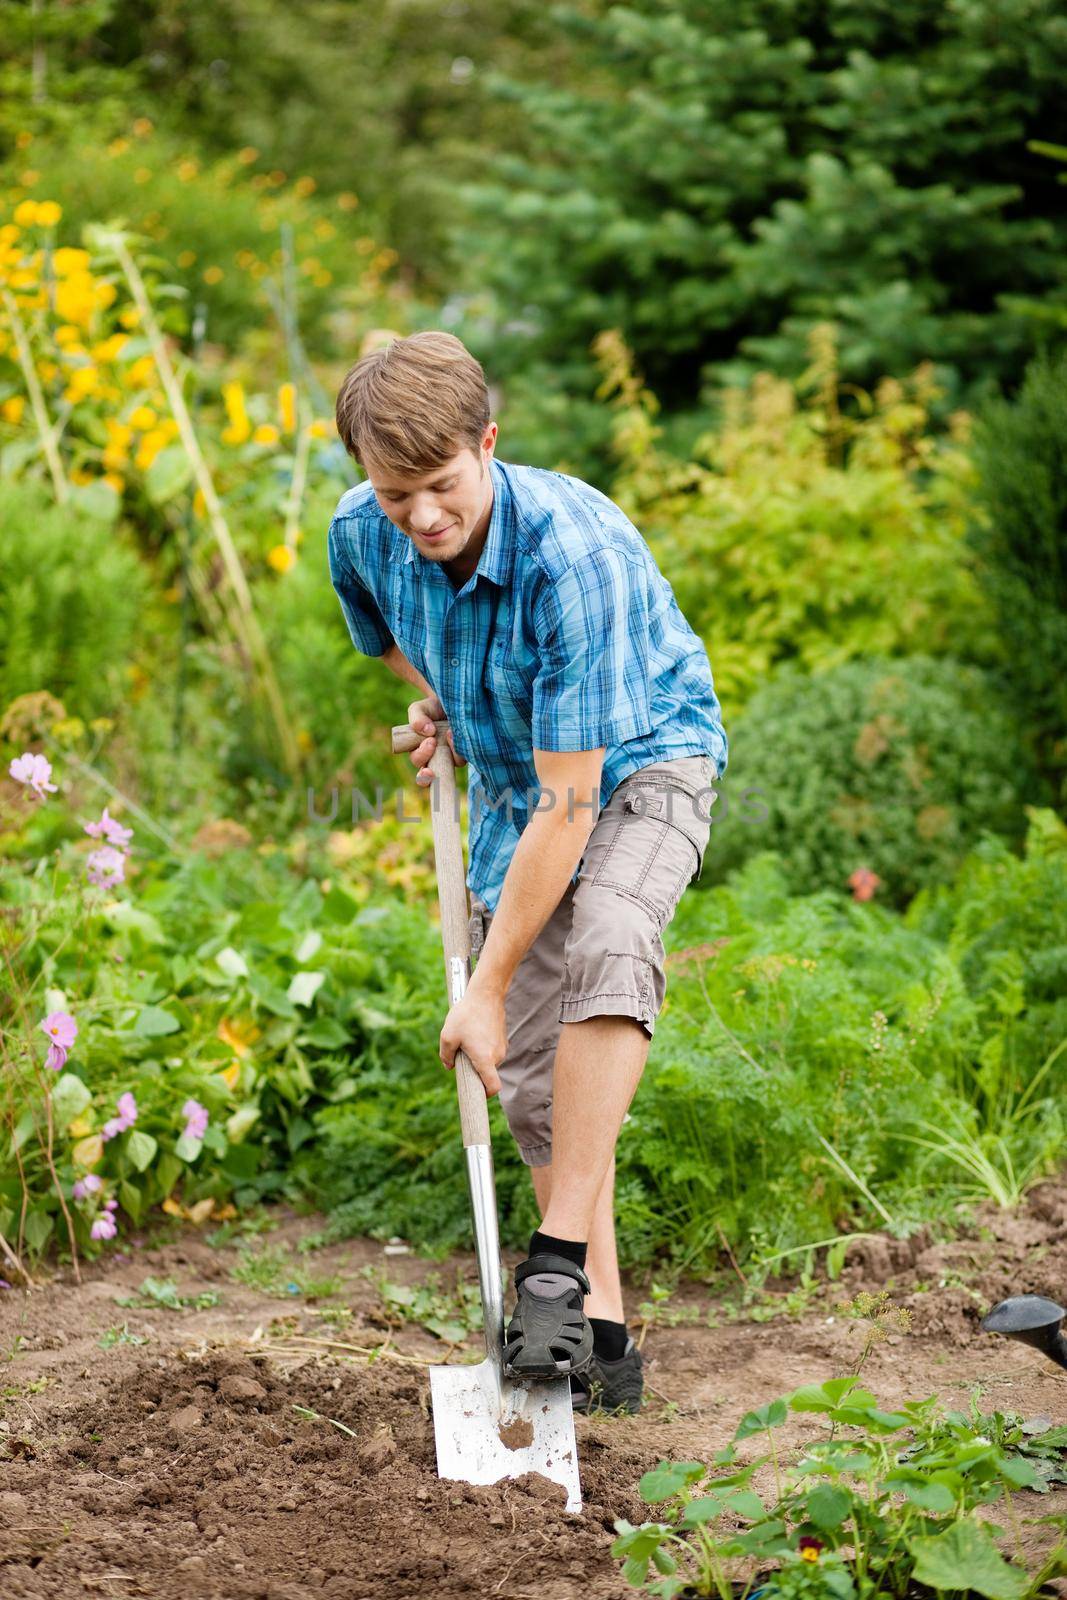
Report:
229,1241,341,1299
361,1263,484,1345
716,655,1035,904
612,1374,1067,1599
114,1276,220,1311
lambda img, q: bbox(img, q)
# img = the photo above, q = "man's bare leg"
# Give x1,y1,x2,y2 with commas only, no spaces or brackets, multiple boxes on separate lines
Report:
533,1012,650,1249
531,1155,624,1322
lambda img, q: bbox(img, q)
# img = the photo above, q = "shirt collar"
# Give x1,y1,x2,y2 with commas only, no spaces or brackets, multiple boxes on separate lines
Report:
402,458,513,587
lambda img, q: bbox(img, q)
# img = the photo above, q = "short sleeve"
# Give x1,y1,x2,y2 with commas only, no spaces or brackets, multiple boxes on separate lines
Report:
531,547,653,752
327,518,393,658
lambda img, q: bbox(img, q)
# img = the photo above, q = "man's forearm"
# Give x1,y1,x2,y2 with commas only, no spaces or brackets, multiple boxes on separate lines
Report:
466,805,596,1000
380,641,433,698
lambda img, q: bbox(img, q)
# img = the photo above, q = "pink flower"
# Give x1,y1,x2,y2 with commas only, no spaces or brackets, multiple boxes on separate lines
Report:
91,1213,117,1241
87,845,126,889
102,1090,138,1141
182,1098,209,1141
83,806,133,851
72,1173,102,1200
40,1010,77,1072
9,752,57,799
848,867,882,903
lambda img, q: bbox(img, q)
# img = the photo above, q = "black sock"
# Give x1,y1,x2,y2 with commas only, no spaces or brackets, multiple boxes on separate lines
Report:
590,1317,629,1362
528,1229,588,1274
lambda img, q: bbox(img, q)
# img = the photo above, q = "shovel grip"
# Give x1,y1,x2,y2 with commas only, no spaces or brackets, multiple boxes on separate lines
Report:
389,719,490,1148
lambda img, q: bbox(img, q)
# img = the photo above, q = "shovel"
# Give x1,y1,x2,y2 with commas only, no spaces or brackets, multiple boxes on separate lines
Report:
390,716,582,1515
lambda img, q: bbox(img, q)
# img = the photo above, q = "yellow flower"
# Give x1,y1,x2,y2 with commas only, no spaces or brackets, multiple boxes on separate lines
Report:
128,404,157,430
124,354,155,388
313,270,333,288
118,305,142,330
1,396,25,424
158,417,180,441
202,265,223,284
134,167,152,185
54,324,83,347
308,418,332,439
294,175,317,198
177,159,199,181
237,146,258,164
220,1061,242,1089
105,417,133,444
108,137,130,156
221,380,251,444
235,249,255,269
278,381,297,433
0,223,20,244
268,544,295,572
38,359,57,380
177,249,197,268
20,169,40,186
252,422,279,447
67,1114,93,1138
52,246,90,277
135,426,169,470
103,443,128,469
54,274,97,327
70,466,95,485
65,365,100,400
313,219,337,241
217,1016,261,1057
36,200,61,226
193,488,207,517
91,333,129,363
13,200,38,226
337,192,359,211
102,472,125,493
15,130,32,149
132,117,153,137
94,281,117,310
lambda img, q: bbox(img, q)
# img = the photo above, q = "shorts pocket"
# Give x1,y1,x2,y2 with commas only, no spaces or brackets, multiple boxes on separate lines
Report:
588,776,712,929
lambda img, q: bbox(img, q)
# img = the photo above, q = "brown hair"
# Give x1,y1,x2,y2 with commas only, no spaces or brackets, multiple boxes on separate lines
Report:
334,330,491,476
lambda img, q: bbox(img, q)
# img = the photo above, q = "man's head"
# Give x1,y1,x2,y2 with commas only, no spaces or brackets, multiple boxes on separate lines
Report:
335,331,497,562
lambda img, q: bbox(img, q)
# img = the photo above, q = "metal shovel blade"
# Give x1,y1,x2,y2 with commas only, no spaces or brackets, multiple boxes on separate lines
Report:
430,1357,581,1514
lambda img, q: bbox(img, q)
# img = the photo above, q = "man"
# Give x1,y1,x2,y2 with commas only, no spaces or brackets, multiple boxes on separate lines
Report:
328,330,727,1413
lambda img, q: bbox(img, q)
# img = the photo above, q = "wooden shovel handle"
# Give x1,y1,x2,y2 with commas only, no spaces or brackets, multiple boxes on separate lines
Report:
389,719,490,1148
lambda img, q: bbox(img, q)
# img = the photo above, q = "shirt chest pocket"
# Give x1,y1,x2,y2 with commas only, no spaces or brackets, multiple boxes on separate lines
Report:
485,639,534,721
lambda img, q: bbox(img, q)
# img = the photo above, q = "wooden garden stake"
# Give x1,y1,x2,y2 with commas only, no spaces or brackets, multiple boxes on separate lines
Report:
102,231,302,778
1,287,69,505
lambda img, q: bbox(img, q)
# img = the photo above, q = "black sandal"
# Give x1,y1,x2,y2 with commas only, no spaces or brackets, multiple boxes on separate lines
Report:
502,1254,594,1381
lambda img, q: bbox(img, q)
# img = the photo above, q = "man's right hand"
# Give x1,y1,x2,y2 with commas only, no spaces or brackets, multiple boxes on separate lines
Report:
407,695,467,788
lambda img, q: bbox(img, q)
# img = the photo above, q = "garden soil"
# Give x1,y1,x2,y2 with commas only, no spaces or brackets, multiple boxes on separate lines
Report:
5,1177,1067,1600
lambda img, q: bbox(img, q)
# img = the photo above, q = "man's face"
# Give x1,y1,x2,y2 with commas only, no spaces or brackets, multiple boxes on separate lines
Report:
363,424,497,563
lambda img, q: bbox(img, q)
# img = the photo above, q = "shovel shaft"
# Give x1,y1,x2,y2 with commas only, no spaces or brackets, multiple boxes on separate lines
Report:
390,718,502,1361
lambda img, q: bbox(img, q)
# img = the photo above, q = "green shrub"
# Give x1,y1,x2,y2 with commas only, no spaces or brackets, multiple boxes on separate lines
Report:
714,656,1037,904
601,331,998,716
966,348,1067,796
0,480,149,720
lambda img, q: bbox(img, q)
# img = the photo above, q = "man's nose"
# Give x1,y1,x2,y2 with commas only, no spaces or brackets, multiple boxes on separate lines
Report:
407,496,442,532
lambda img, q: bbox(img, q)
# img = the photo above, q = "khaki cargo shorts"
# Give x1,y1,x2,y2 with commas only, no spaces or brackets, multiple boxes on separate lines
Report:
467,754,717,1167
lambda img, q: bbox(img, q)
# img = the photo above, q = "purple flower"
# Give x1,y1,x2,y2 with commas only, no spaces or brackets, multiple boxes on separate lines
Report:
182,1098,209,1141
40,1010,77,1072
101,1090,138,1141
87,845,126,889
72,1173,103,1200
0,1279,11,1290
9,752,57,799
91,1213,117,1241
83,806,133,851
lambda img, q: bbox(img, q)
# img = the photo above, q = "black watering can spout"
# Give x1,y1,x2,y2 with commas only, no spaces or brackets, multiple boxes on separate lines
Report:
980,1295,1067,1369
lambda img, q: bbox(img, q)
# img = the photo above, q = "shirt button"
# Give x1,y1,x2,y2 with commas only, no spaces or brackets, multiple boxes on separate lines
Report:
450,657,459,666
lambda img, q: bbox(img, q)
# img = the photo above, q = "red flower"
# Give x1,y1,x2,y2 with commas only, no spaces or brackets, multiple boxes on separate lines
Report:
848,867,882,902
798,1536,823,1563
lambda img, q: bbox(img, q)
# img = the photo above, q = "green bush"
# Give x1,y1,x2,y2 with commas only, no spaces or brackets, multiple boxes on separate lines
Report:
0,480,149,720
602,333,998,714
713,656,1036,904
966,348,1067,796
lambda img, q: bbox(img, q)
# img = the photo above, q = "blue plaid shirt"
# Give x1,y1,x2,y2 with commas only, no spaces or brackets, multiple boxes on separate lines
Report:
327,458,728,914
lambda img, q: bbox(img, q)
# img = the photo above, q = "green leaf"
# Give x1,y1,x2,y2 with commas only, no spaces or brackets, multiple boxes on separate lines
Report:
120,1178,143,1221
51,1072,91,1127
638,1461,706,1503
807,1484,852,1530
155,1153,182,1196
24,1209,53,1250
679,1496,724,1527
288,970,325,1007
69,479,121,523
295,931,323,963
132,1005,181,1037
102,900,166,945
126,1130,158,1172
227,1106,260,1143
908,1521,1029,1600
901,1480,957,1512
144,445,193,506
299,1017,349,1048
216,946,249,978
735,1398,788,1439
174,1132,203,1163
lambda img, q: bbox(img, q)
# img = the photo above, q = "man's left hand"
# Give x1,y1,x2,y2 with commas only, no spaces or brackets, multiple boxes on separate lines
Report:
439,986,508,1097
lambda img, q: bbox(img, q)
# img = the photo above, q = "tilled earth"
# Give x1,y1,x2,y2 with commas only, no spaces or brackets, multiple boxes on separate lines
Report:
4,1178,1067,1599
